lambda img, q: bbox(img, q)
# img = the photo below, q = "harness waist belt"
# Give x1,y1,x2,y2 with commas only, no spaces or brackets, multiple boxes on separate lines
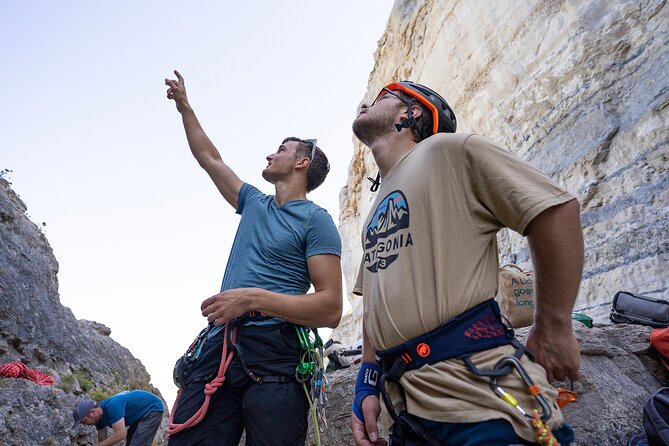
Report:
377,299,513,373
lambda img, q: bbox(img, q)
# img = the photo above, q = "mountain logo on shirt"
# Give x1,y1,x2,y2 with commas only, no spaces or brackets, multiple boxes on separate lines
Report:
364,190,413,272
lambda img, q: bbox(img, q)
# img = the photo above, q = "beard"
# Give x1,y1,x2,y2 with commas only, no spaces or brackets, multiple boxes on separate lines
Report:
261,168,277,184
352,110,397,147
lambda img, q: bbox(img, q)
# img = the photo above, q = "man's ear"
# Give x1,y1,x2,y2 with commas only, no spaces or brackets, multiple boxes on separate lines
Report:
294,156,311,170
398,103,423,122
411,103,423,119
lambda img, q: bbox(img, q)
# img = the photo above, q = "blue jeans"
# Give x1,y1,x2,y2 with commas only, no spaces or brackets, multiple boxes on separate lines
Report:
389,415,575,446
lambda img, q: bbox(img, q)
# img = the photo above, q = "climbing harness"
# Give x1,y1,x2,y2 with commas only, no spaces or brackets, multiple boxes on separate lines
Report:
0,361,54,386
167,323,237,436
376,299,565,446
295,326,328,446
168,320,328,445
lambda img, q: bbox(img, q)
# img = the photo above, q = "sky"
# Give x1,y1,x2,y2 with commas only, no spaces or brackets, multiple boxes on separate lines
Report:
1,1,394,408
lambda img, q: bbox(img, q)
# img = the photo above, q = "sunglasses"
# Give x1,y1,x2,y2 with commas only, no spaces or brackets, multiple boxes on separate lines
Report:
305,138,318,163
371,88,408,107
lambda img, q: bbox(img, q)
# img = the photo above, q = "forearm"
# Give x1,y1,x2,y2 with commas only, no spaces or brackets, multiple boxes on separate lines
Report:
526,198,584,327
361,322,378,364
252,288,342,328
180,108,223,169
96,429,125,446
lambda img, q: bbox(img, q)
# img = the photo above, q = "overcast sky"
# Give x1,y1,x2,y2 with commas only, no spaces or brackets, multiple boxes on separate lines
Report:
1,0,394,408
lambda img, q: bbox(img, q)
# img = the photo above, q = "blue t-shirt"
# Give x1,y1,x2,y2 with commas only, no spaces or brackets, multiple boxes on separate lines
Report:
96,390,164,429
221,183,341,295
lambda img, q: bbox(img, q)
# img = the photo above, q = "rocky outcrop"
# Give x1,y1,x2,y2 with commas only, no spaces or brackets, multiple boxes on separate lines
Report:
335,0,669,345
0,178,167,445
311,323,667,446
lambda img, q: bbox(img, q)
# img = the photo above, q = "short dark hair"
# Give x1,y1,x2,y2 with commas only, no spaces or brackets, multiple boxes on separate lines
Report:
396,91,434,143
282,137,330,192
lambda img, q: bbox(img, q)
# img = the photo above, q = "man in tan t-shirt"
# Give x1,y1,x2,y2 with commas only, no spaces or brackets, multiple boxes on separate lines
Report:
349,82,583,446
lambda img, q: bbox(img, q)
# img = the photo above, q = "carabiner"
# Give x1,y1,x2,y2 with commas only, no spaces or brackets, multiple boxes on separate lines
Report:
489,355,552,422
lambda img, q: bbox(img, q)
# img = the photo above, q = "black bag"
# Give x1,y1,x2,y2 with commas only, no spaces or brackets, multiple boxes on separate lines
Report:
610,291,669,328
644,387,669,446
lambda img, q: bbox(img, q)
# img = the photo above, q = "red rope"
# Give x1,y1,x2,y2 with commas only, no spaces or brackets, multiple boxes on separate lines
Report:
166,324,237,437
0,361,54,386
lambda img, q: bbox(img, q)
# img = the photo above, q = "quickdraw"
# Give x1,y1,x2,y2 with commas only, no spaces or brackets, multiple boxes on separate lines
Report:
295,326,328,446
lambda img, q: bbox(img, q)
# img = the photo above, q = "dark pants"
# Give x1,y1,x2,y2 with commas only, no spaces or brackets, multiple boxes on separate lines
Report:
168,322,309,446
125,410,163,446
389,415,575,446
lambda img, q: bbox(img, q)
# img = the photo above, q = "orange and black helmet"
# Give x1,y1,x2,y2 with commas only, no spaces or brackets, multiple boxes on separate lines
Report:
373,81,457,138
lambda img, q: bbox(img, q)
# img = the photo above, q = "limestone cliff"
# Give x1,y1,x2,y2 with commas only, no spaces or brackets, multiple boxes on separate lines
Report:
336,0,669,345
0,178,167,445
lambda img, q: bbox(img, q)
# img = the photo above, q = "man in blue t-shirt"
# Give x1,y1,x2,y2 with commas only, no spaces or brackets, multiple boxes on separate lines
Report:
71,390,164,446
164,71,343,446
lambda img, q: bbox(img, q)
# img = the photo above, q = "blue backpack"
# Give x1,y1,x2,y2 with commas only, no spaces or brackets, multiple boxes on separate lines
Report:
631,387,669,446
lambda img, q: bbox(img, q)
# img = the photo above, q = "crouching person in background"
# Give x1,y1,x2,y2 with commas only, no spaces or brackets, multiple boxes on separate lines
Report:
72,389,164,446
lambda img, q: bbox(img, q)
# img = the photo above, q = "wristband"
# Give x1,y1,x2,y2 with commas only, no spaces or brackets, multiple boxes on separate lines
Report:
352,362,382,422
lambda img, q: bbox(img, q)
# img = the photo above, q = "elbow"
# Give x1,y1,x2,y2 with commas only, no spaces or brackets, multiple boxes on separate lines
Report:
325,309,342,329
324,294,343,329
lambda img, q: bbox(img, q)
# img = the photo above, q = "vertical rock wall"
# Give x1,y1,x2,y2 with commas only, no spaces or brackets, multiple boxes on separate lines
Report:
336,0,669,344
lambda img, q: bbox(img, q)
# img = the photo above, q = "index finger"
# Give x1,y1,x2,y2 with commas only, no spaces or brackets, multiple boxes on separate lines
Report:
174,70,184,84
201,294,218,311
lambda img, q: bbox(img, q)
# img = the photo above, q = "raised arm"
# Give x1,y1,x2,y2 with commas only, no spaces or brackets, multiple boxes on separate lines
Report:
165,70,243,209
200,253,343,328
524,198,584,382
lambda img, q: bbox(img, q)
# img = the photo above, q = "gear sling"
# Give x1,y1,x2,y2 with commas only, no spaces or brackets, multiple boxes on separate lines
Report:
375,299,556,445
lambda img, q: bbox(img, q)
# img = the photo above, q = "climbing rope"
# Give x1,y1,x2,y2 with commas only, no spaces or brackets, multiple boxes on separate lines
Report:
530,410,560,446
0,361,54,386
167,324,237,436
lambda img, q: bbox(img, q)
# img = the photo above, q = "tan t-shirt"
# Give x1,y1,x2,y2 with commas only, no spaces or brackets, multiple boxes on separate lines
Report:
354,133,575,441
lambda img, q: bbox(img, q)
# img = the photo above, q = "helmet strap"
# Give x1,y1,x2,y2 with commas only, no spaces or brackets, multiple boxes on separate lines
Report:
367,172,381,192
395,98,418,132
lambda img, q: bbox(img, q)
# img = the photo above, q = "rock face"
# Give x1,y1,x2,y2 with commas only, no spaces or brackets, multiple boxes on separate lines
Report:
311,324,667,446
335,0,669,345
0,178,168,446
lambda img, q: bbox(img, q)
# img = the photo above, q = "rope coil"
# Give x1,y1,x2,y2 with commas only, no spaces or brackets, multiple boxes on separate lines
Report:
167,325,237,436
0,361,54,386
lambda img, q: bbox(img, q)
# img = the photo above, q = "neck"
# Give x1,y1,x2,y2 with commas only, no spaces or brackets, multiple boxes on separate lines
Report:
369,131,419,178
273,178,308,206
